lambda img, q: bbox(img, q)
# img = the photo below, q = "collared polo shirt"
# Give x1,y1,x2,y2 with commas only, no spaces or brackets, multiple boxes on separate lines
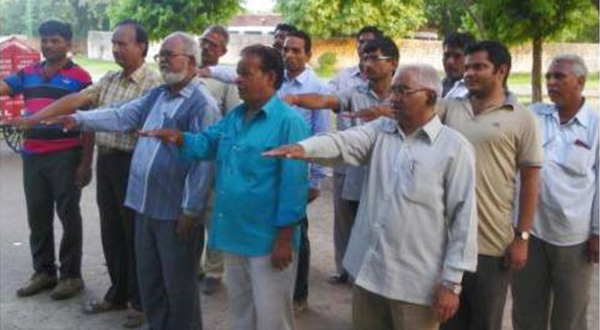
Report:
299,116,478,305
437,94,543,256
80,63,162,151
530,101,599,246
3,60,92,154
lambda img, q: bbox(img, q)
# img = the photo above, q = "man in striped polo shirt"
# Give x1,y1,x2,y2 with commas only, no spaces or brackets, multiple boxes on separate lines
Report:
0,20,93,300
20,20,161,327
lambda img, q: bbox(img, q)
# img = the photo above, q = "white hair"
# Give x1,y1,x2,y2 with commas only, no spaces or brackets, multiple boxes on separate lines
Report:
394,64,443,97
550,54,588,78
164,31,201,64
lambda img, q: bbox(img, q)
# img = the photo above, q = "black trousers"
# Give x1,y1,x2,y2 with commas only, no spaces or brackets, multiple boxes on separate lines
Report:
23,148,83,279
294,216,310,302
96,151,141,310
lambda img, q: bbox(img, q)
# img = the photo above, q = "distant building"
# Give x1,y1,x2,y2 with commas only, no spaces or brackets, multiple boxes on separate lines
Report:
227,14,283,36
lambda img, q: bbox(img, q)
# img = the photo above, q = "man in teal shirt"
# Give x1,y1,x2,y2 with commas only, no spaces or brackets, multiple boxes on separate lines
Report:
141,44,309,330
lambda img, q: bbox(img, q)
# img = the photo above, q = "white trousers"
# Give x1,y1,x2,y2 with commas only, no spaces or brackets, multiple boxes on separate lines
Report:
224,252,298,330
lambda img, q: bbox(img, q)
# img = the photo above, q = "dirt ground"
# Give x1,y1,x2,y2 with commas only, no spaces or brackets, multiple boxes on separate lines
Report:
0,143,598,329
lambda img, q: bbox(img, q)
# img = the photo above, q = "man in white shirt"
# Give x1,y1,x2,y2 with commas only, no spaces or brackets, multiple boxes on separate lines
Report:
265,64,478,330
511,54,599,330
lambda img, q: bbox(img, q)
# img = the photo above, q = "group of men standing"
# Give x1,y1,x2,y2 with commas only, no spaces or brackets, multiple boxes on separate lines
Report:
1,17,597,330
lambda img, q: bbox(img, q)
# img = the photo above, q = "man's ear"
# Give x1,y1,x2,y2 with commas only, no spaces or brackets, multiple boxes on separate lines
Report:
426,92,437,106
306,50,312,62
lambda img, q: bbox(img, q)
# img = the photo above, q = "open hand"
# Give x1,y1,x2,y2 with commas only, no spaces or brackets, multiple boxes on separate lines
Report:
262,144,306,159
41,115,78,132
432,284,459,323
175,214,199,242
138,129,183,146
341,105,394,122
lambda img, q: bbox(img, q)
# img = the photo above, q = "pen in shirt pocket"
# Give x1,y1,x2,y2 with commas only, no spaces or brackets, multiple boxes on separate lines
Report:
574,139,591,150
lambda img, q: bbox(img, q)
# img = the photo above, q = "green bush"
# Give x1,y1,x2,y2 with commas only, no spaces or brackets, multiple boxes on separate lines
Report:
317,52,337,76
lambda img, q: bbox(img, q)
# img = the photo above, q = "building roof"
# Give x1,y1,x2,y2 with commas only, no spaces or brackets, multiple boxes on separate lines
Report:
229,14,283,27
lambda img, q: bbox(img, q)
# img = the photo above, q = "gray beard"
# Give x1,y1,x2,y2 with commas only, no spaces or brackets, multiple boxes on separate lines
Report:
160,69,187,85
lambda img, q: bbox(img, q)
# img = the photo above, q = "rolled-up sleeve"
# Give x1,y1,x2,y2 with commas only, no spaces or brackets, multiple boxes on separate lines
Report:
442,140,478,283
276,117,310,227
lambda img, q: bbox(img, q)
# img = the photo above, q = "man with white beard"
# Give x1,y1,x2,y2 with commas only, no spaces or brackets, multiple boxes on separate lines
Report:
44,32,220,330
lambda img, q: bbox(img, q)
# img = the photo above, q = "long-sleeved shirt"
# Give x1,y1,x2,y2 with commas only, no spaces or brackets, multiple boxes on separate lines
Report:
73,77,220,220
328,65,368,132
299,116,478,305
180,95,310,256
530,101,599,246
278,69,330,189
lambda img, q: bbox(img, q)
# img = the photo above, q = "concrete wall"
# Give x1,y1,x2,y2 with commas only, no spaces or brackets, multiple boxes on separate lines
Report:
86,31,599,73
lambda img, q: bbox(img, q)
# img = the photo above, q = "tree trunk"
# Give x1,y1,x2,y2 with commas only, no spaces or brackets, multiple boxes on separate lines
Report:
458,0,486,38
531,35,543,103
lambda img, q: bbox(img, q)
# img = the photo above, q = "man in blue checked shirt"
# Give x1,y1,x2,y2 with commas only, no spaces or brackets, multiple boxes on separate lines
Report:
47,32,219,330
140,45,309,330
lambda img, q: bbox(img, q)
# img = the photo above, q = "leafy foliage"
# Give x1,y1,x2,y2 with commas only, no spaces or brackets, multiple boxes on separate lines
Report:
0,0,113,41
276,0,427,38
107,0,241,40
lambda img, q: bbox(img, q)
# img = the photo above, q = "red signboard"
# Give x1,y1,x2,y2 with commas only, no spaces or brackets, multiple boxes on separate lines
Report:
0,37,41,120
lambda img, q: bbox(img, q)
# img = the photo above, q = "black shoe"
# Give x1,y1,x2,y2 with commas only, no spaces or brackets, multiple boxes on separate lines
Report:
328,273,349,285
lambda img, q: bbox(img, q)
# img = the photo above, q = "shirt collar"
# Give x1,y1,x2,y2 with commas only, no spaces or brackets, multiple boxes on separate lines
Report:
164,76,200,98
239,94,280,118
544,98,593,129
37,59,75,71
349,65,362,77
124,63,151,84
284,68,310,86
379,114,443,144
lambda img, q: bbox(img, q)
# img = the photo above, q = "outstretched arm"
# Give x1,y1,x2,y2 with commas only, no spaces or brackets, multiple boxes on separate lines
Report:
284,94,340,112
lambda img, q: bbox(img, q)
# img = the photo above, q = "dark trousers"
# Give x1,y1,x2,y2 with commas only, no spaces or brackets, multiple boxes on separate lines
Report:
294,216,310,302
441,255,510,330
135,214,203,330
22,148,83,279
96,152,141,310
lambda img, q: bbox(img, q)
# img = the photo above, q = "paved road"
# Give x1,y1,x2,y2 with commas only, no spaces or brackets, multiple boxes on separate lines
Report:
0,142,597,330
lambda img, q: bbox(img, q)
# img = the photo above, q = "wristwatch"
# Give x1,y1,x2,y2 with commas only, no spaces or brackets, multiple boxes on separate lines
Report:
442,281,462,295
514,228,530,241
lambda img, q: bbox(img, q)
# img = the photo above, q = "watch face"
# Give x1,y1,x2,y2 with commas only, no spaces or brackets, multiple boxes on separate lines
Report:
521,232,530,240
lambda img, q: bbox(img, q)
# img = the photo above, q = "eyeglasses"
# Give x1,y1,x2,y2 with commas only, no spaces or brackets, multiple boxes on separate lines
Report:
362,54,393,62
391,85,430,97
153,52,190,62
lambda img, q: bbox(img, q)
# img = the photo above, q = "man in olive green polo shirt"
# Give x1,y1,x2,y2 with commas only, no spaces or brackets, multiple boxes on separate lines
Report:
438,41,542,330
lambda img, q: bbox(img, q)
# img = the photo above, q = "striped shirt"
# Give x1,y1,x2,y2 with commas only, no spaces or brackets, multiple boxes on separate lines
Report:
73,78,220,220
3,60,92,154
79,63,162,151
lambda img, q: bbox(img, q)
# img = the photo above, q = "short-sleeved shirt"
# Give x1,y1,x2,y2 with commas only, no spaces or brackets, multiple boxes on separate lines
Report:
333,84,387,201
79,63,162,152
437,94,543,256
3,60,92,154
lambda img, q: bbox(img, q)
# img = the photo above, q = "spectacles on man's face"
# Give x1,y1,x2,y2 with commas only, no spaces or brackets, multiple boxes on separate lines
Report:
362,54,393,62
153,51,190,62
391,84,430,97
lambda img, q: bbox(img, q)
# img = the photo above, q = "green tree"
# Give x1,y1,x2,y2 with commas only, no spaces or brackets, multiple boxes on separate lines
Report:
459,0,597,102
0,0,113,41
107,0,241,40
276,0,426,38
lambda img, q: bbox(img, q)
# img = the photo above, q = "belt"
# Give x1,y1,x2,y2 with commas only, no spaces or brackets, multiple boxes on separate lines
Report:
97,146,133,156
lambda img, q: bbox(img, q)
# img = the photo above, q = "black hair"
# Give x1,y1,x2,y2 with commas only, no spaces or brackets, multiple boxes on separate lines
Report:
465,40,512,86
38,20,72,42
286,30,312,53
363,37,399,60
274,23,297,34
443,32,476,51
115,19,149,57
241,44,285,90
356,26,384,40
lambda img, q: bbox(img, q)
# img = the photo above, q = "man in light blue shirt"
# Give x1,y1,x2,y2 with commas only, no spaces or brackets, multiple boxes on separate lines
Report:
278,29,330,313
265,64,478,330
512,54,599,330
49,32,219,330
140,45,309,330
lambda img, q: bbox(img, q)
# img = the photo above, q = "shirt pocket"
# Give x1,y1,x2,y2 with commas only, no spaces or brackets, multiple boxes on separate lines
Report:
557,141,593,177
402,162,442,205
